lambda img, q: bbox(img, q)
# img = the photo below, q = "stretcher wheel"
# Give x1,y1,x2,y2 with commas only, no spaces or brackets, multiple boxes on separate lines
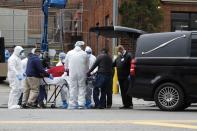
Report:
51,104,56,108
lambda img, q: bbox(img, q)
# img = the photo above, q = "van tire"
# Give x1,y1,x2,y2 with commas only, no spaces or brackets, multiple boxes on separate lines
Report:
154,82,185,111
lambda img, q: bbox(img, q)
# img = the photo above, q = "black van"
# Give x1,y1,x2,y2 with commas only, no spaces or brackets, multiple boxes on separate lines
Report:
129,31,197,111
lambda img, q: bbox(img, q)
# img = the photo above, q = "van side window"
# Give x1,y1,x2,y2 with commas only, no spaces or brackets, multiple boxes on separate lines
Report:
191,35,197,57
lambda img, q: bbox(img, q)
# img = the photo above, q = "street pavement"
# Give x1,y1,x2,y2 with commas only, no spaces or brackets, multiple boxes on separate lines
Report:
0,81,197,131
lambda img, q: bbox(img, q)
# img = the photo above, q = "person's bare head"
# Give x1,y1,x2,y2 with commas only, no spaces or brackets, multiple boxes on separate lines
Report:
34,48,41,56
117,45,125,54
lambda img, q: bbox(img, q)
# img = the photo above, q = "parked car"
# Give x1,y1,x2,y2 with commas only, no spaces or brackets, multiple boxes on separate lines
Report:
129,31,197,111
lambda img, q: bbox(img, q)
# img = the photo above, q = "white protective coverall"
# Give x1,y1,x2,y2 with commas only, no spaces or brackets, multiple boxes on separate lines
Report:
65,41,89,108
85,46,96,106
55,52,69,104
7,46,24,109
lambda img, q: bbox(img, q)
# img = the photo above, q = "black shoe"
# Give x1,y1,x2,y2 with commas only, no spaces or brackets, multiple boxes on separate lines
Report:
27,103,38,108
106,105,111,109
21,104,29,109
119,106,133,109
99,106,105,109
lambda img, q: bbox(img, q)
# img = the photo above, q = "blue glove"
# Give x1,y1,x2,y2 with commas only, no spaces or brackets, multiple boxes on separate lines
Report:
128,75,131,81
48,74,54,80
16,74,23,81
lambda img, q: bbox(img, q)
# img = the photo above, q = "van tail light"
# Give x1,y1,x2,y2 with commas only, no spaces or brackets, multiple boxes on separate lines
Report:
130,59,136,76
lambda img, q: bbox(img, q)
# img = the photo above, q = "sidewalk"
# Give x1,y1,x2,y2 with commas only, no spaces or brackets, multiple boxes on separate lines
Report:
0,81,155,108
113,93,155,107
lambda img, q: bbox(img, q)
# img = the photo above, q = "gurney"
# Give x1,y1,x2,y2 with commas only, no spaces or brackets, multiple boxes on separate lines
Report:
42,76,69,108
41,65,69,108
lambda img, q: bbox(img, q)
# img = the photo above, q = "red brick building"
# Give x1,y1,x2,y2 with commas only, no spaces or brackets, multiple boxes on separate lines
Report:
83,0,197,56
83,0,114,55
1,0,197,55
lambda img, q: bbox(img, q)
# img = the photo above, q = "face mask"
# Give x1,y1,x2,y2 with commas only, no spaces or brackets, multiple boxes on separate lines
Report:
21,52,25,57
19,51,25,59
61,59,66,64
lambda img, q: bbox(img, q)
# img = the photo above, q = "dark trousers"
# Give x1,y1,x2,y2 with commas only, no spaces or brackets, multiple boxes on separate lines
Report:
93,74,112,108
119,78,133,107
106,78,112,107
37,85,47,103
18,93,23,105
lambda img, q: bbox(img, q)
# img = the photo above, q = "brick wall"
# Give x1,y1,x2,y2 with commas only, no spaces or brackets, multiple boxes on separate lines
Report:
83,0,113,56
83,1,197,56
83,0,137,56
28,8,42,35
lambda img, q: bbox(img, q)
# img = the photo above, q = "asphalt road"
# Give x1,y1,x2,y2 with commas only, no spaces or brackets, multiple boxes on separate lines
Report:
0,81,197,131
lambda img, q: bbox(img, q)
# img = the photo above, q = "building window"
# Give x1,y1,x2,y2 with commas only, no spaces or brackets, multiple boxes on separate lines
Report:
171,12,197,31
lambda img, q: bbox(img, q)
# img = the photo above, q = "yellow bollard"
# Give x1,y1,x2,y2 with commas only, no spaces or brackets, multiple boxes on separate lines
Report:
113,67,119,94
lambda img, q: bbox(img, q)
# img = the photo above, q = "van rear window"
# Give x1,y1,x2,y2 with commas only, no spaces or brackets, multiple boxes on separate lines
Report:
136,32,190,57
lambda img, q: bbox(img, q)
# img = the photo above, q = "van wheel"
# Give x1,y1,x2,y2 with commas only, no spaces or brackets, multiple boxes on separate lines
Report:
154,83,184,111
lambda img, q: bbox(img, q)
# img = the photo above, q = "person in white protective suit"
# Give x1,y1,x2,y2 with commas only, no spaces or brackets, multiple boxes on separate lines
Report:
7,46,25,109
56,52,69,108
56,52,66,66
65,41,89,109
85,46,96,108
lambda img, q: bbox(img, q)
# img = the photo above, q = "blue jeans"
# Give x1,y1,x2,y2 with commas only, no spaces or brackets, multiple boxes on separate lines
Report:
93,74,112,108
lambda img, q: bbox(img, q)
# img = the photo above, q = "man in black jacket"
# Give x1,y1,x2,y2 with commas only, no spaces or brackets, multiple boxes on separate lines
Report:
113,45,133,109
87,48,113,109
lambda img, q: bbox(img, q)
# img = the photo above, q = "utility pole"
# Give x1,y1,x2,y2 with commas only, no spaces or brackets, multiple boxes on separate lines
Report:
113,0,118,56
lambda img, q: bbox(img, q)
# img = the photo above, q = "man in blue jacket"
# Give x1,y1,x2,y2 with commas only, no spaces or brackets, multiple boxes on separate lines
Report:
22,48,52,108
